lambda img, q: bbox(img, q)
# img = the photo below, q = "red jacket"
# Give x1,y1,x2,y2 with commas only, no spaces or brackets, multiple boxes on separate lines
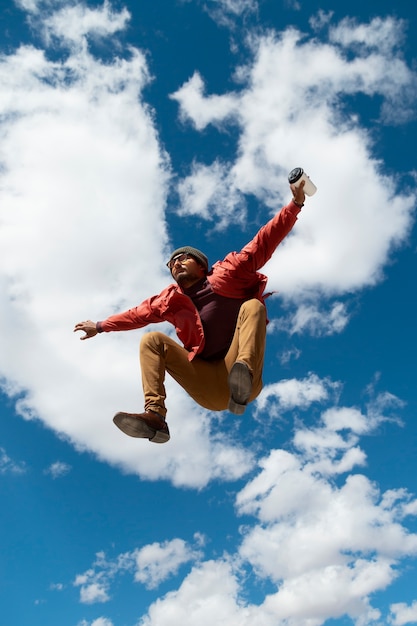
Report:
98,200,301,360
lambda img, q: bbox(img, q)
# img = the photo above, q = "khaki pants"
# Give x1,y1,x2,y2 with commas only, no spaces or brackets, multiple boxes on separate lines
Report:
139,299,267,416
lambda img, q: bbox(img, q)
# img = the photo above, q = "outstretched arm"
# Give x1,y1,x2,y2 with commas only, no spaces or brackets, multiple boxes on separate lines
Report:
73,288,173,337
236,181,307,270
74,320,98,340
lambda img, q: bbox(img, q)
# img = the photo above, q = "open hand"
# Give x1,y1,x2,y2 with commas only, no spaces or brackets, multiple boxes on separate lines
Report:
74,320,98,340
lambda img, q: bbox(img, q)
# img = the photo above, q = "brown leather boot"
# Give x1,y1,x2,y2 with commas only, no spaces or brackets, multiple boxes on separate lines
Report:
228,361,252,415
113,410,170,443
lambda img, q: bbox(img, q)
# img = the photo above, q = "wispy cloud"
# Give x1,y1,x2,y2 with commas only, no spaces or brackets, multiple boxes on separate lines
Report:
43,461,72,479
77,618,114,626
200,0,258,28
74,536,204,603
0,446,26,475
274,301,350,336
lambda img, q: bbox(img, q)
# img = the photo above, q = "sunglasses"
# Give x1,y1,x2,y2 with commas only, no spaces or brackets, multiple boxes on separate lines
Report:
166,252,193,269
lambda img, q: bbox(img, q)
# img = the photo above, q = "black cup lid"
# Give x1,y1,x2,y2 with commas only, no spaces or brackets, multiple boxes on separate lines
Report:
288,167,303,183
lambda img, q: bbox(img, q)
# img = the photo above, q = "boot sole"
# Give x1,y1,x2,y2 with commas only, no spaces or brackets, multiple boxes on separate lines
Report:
228,362,252,414
113,412,170,443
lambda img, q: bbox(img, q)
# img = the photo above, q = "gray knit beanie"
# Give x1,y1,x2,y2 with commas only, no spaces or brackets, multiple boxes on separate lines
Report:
167,246,209,272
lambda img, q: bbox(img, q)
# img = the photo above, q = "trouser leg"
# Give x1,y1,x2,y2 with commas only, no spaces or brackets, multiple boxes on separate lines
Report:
139,332,230,413
224,298,266,402
139,299,266,414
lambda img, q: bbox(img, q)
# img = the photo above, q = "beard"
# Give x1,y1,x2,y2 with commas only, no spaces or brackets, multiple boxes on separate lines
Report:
173,266,205,288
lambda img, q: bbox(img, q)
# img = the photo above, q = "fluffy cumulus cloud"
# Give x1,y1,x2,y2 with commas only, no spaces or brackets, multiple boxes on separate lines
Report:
171,16,416,302
138,559,249,626
67,379,417,626
134,536,204,589
0,0,255,488
254,372,339,419
134,393,417,626
390,601,417,626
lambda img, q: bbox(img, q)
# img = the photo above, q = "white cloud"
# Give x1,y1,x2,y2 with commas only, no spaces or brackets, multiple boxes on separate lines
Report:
0,1,255,489
271,301,350,336
232,411,417,625
329,16,406,56
74,552,122,604
79,582,110,604
3,4,417,626
259,560,386,624
1,3,415,499
401,499,417,517
74,537,203,604
138,559,254,626
213,0,257,16
134,537,204,589
254,373,338,418
390,601,417,626
78,618,114,626
199,0,258,29
41,0,131,48
328,17,416,124
67,390,417,626
309,9,333,31
14,0,42,12
172,18,416,302
44,460,72,478
171,73,237,131
49,582,64,591
176,158,247,228
130,386,417,626
16,0,130,50
277,346,301,365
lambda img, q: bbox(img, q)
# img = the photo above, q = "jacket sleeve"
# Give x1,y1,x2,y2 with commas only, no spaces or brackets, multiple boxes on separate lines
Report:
239,200,301,270
97,288,174,332
207,200,301,300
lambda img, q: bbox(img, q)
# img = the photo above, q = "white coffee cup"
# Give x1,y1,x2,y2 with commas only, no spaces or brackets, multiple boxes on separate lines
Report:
288,167,317,196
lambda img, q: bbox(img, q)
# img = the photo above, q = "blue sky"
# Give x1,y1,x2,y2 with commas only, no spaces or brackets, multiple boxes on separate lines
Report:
0,1,416,625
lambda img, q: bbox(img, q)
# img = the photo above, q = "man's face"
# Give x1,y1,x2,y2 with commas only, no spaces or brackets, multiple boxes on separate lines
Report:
169,253,206,287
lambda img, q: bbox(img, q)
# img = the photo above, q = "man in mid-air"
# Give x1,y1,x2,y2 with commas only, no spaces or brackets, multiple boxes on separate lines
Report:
74,180,306,444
